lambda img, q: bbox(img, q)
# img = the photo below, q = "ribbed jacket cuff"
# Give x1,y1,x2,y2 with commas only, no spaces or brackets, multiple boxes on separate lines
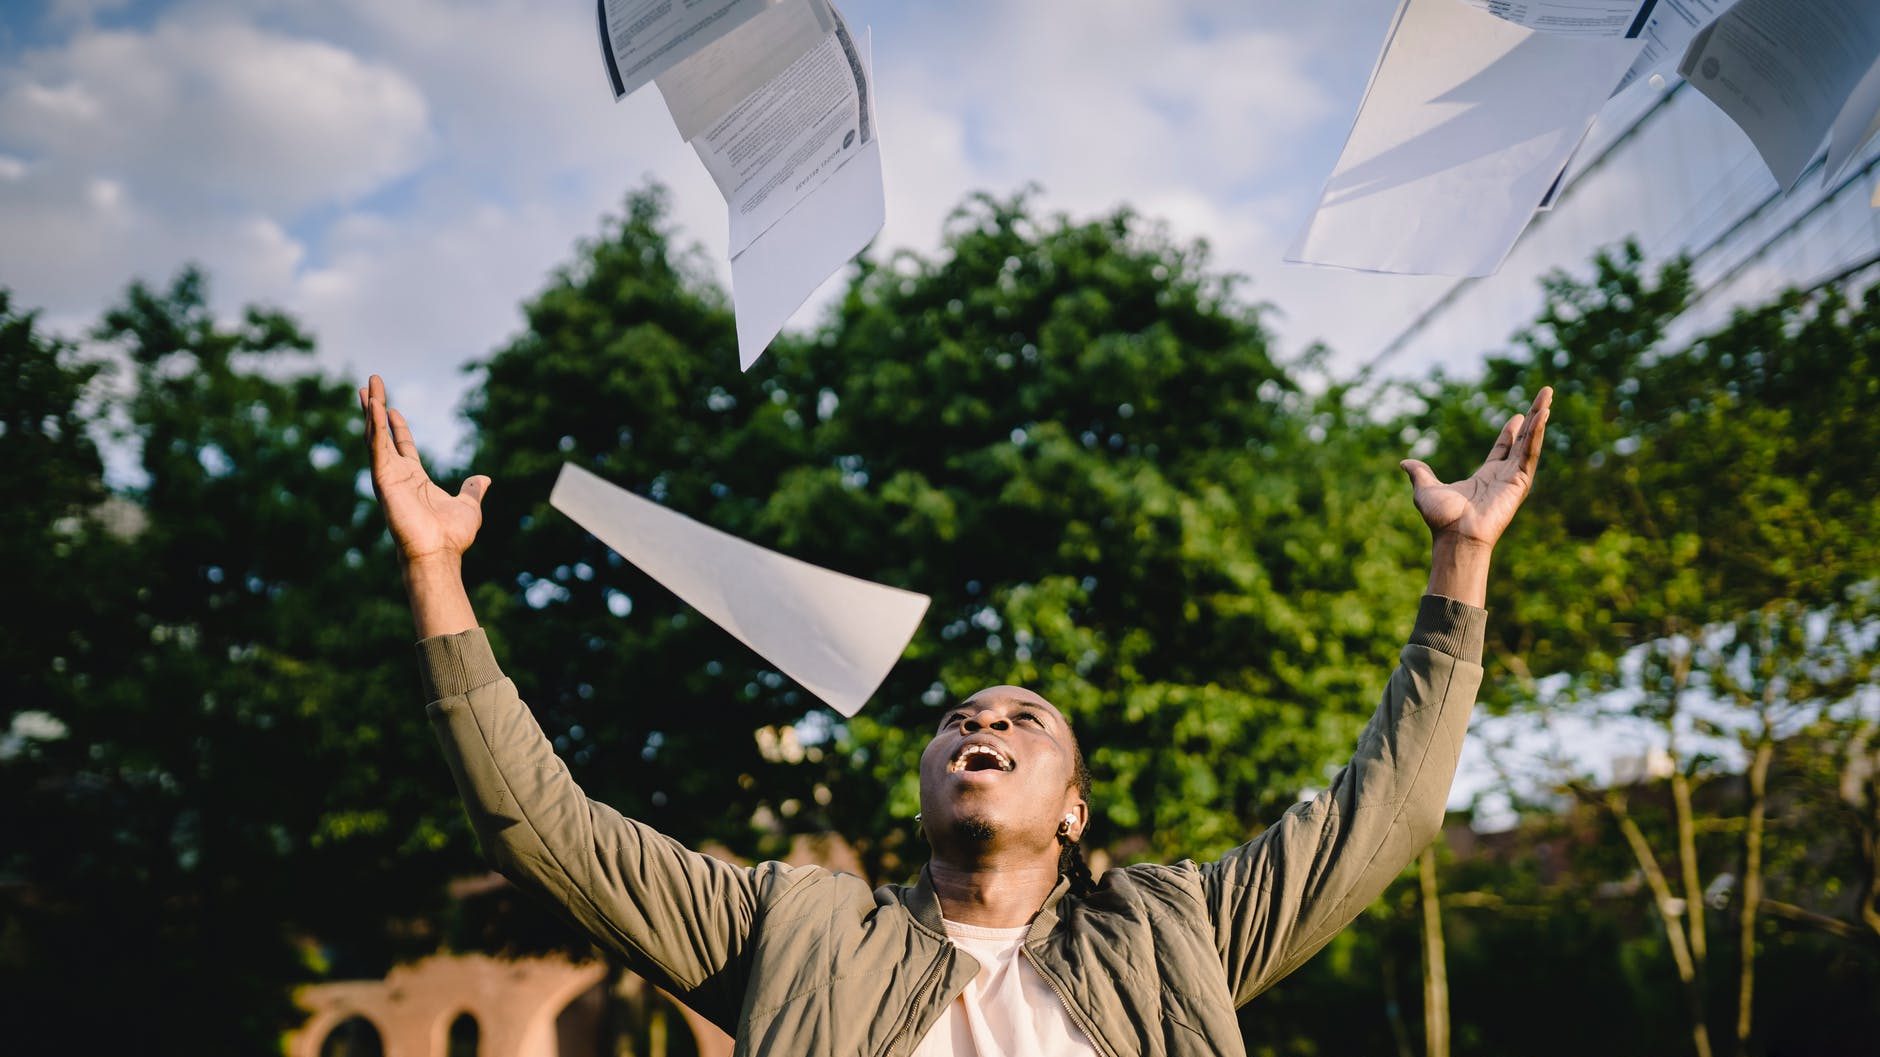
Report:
414,627,504,702
1410,595,1487,663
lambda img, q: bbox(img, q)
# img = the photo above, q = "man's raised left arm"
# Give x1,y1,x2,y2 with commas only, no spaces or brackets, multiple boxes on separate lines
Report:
1199,387,1552,1005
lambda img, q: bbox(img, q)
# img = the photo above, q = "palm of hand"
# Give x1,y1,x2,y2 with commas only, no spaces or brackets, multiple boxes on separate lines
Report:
378,457,483,562
361,376,488,564
1413,464,1530,545
1402,388,1552,548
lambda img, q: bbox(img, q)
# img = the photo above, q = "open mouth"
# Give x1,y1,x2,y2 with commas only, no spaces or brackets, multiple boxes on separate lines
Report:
948,743,1015,774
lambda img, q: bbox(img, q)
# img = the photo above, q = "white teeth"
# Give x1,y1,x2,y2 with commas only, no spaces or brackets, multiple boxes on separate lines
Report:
949,744,1013,773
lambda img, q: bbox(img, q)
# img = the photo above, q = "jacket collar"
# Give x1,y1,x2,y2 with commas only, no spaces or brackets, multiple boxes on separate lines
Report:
907,864,1072,941
1026,876,1072,942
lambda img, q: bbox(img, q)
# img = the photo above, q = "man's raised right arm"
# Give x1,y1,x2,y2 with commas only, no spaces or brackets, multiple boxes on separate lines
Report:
360,376,762,1028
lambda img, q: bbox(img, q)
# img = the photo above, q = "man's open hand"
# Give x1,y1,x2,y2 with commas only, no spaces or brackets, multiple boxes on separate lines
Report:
1401,386,1552,550
360,374,490,567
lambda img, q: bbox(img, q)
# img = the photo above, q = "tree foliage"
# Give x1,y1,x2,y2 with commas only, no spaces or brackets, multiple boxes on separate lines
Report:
0,270,481,1050
0,290,107,727
1414,245,1880,1055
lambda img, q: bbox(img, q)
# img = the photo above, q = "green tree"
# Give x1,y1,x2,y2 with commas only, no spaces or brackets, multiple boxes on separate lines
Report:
0,290,107,728
461,188,1436,889
0,272,476,1052
1415,248,1880,1056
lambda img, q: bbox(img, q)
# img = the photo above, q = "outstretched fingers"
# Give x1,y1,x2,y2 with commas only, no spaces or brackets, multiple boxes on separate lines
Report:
362,379,392,463
360,375,407,462
1511,381,1556,473
1487,413,1522,463
388,407,422,462
1519,398,1549,473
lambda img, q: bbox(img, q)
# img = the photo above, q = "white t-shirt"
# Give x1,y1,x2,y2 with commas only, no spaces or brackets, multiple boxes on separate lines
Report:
908,919,1101,1057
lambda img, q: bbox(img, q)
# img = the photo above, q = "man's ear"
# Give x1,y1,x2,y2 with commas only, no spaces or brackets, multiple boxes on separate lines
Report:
1063,797,1089,842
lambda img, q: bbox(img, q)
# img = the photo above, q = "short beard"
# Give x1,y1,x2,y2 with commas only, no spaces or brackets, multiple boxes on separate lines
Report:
954,815,997,843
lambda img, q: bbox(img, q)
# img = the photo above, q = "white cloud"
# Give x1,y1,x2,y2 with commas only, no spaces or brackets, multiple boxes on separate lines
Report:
320,0,617,189
45,0,133,24
0,19,431,215
286,139,720,462
291,198,587,452
872,1,1332,253
0,162,305,318
874,92,976,263
0,0,751,459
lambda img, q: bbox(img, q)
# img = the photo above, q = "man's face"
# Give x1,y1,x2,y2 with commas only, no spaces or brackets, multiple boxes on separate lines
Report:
917,685,1086,856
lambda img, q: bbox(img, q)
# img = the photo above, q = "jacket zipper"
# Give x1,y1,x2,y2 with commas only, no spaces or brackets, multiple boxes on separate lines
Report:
875,945,951,1057
1020,946,1121,1057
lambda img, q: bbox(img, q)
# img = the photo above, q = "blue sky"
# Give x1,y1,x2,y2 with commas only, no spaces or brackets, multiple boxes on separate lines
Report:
0,0,1478,455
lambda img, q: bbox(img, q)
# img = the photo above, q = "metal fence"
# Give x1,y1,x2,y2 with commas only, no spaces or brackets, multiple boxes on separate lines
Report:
1369,79,1880,377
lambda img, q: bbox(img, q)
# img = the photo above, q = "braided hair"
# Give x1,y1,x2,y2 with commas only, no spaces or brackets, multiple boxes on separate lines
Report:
1057,730,1096,898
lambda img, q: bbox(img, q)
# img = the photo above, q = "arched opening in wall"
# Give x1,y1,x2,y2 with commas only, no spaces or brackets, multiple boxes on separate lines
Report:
639,988,703,1057
318,1015,384,1057
555,981,606,1057
587,977,702,1057
555,975,712,1057
447,1011,480,1057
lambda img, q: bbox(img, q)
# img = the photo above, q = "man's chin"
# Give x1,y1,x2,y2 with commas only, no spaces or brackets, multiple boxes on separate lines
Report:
955,815,997,842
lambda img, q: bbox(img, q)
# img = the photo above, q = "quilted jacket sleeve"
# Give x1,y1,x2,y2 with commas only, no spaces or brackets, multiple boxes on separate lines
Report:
1200,594,1486,1005
418,627,764,1031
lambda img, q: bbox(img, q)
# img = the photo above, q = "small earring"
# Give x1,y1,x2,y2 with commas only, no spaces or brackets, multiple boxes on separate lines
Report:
914,813,922,824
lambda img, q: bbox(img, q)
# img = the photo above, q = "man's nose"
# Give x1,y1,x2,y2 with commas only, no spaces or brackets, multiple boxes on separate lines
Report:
962,709,1009,732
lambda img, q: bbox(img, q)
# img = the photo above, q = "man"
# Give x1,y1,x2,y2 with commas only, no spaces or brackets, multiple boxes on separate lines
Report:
361,375,1551,1057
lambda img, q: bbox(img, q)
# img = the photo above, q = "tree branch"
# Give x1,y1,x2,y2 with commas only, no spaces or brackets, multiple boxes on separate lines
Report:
1760,899,1880,946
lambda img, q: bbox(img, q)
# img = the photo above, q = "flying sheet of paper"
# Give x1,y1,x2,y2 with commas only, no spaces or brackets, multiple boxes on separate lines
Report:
1535,124,1593,210
616,0,881,370
666,10,881,369
673,13,874,258
1289,0,1641,277
549,463,928,717
596,0,773,100
730,135,882,369
1461,0,1658,38
1612,0,1728,95
595,0,883,372
1824,54,1880,185
1680,0,1880,189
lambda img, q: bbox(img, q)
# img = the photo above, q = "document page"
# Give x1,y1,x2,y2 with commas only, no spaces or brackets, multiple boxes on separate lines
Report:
1680,0,1880,188
1461,0,1656,38
656,0,836,142
1535,124,1592,210
684,20,872,257
730,132,883,369
1290,0,1641,276
1825,55,1880,183
550,463,928,717
726,23,880,369
1613,0,1728,94
593,0,883,370
596,0,772,100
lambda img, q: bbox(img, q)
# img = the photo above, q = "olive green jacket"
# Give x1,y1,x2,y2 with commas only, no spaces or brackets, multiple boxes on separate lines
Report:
418,595,1485,1056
